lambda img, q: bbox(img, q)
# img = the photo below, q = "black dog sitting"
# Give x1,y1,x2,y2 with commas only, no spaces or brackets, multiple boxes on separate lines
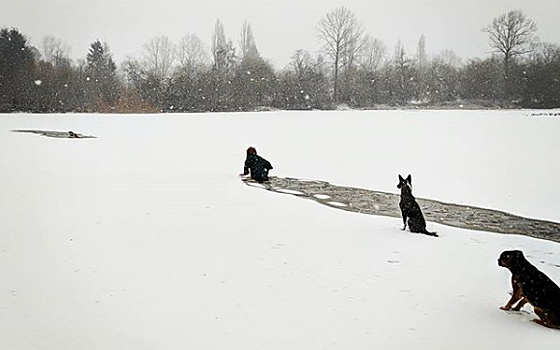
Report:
397,174,437,237
498,250,560,329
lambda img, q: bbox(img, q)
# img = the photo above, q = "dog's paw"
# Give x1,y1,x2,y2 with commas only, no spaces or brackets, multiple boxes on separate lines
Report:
499,306,510,311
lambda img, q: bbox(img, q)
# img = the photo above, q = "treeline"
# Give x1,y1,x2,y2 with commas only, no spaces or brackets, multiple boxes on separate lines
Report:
1,9,559,113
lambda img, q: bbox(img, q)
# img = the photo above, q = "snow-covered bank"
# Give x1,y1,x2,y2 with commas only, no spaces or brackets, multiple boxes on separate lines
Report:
0,110,559,350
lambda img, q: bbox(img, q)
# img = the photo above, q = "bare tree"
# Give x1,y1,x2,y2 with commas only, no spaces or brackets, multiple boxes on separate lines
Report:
211,20,237,72
416,35,428,69
317,6,364,102
414,35,429,100
358,35,386,73
176,34,208,76
143,36,175,80
212,19,228,71
484,10,537,83
393,40,413,104
290,50,314,78
239,21,259,60
280,50,330,109
39,35,71,65
530,42,560,64
289,50,328,80
437,49,462,68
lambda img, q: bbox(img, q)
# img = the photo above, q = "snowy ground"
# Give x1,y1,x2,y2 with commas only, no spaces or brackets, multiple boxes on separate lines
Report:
1,110,559,350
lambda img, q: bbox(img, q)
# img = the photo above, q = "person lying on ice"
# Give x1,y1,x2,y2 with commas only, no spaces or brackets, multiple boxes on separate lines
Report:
241,146,273,183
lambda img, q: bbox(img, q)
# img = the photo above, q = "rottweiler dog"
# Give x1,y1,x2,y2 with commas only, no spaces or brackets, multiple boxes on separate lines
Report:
397,174,437,237
498,250,560,329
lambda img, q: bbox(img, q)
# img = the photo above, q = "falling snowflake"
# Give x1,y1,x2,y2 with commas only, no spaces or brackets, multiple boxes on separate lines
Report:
34,80,42,86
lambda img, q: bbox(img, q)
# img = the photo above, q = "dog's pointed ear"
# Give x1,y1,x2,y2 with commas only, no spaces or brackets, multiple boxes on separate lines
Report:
398,174,404,181
406,174,412,183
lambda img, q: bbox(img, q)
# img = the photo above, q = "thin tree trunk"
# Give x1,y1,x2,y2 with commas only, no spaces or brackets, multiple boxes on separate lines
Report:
334,56,339,103
504,54,510,102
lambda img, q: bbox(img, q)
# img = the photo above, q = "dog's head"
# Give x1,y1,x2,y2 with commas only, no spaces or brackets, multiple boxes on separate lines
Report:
397,174,412,191
498,250,526,268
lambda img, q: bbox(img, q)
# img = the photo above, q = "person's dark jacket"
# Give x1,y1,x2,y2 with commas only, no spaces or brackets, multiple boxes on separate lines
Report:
243,154,273,182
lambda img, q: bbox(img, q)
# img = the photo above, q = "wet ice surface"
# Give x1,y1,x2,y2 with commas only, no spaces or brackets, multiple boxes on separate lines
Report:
11,130,96,139
314,194,331,199
244,177,560,243
275,189,304,195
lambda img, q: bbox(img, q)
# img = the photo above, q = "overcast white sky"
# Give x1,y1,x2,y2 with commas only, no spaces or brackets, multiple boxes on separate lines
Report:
2,0,559,68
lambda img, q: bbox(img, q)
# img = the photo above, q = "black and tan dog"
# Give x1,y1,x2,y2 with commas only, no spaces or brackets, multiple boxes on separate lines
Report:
498,250,560,329
397,174,437,237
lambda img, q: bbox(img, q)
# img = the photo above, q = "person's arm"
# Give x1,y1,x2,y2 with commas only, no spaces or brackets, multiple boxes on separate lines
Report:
242,158,250,175
263,158,273,170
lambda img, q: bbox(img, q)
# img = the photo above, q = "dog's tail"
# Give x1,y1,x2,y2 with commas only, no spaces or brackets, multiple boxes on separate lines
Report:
422,229,438,237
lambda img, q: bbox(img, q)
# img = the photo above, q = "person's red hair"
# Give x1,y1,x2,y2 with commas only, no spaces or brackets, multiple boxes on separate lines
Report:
246,146,257,155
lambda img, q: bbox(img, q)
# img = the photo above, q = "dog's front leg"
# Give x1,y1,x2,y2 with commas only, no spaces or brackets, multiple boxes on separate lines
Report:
500,294,522,311
500,279,522,311
512,297,528,311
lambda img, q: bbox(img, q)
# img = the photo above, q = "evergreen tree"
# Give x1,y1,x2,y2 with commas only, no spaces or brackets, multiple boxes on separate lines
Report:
85,40,119,109
0,28,37,112
232,56,276,110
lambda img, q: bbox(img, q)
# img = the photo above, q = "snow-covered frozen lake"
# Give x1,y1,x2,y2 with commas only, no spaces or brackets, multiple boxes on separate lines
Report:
1,110,559,349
